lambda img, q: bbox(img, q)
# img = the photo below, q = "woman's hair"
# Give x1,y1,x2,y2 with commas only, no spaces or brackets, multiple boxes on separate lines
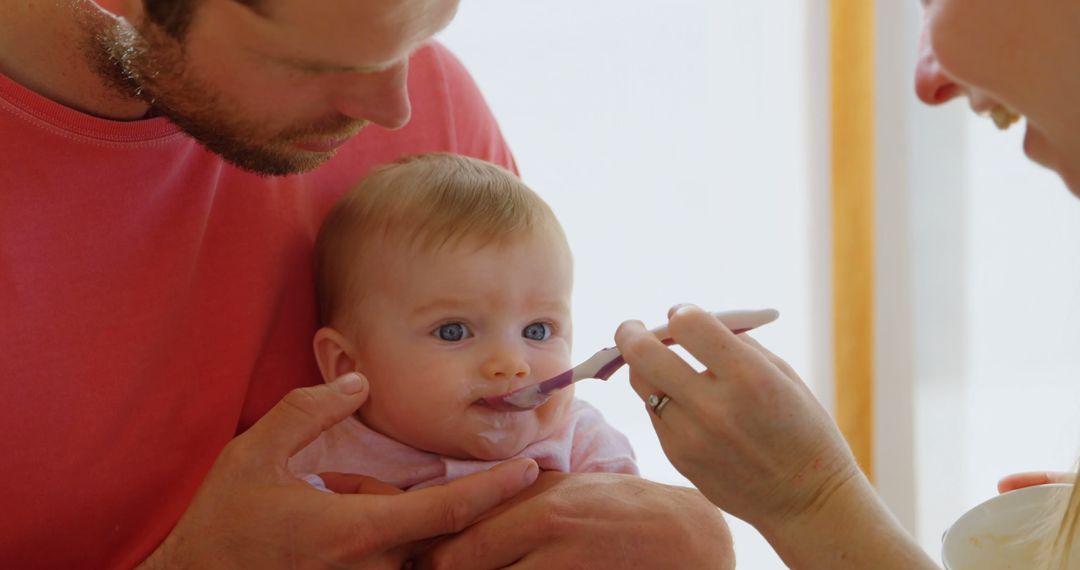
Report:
1050,476,1080,566
313,152,568,328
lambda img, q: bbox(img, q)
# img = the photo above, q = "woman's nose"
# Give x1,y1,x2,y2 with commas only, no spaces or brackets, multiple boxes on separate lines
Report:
481,343,531,381
333,60,413,130
914,26,961,105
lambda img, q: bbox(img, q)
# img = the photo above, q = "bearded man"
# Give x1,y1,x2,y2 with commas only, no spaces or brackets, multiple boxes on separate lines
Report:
0,1,734,568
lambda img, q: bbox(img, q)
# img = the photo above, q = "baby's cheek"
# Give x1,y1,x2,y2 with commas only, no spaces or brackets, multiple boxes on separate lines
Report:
533,389,574,436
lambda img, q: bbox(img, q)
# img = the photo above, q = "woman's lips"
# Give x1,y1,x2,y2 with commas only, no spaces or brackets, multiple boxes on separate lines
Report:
971,100,1021,130
988,105,1021,130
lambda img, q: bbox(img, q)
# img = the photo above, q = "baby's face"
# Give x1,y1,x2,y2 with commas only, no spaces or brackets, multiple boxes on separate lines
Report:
343,231,574,460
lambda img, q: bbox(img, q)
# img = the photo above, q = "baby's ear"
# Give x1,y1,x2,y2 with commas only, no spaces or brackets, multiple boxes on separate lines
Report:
312,327,358,384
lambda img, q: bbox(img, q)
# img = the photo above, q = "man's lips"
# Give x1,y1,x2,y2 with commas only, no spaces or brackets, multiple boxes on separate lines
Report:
293,136,353,153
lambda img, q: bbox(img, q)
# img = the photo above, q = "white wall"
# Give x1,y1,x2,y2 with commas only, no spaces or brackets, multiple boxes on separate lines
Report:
907,101,1080,554
876,0,1080,559
440,2,817,567
957,86,1080,531
442,1,1080,566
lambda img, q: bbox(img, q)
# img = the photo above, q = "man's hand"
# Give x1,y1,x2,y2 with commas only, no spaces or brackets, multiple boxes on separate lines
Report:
415,471,734,570
139,373,539,569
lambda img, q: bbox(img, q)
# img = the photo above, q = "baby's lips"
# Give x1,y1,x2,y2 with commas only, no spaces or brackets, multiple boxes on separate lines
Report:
474,387,527,405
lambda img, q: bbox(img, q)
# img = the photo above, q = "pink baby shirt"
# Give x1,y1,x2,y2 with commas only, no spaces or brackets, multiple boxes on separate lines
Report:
290,399,638,490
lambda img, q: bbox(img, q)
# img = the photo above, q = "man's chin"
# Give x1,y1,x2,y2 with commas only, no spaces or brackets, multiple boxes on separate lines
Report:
208,132,366,176
155,111,346,176
202,140,335,176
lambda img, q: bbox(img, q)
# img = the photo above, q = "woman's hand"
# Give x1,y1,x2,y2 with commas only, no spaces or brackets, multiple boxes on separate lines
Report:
614,304,857,528
614,304,939,569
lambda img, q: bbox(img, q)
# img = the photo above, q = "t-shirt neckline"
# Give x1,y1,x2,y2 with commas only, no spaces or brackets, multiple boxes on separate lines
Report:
0,70,183,143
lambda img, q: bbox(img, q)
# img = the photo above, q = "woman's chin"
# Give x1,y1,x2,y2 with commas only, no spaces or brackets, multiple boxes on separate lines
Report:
1021,126,1080,195
1061,167,1080,200
1022,124,1056,170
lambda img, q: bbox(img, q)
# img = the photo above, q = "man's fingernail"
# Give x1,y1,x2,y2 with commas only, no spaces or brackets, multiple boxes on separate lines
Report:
522,460,539,484
331,372,366,395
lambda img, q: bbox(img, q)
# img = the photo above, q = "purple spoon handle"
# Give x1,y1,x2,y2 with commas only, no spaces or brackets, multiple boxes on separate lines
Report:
536,331,748,396
515,339,679,401
487,308,779,410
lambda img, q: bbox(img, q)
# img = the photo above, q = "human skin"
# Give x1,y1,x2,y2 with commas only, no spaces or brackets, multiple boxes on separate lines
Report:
613,0,1080,566
100,0,449,174
915,0,1080,195
313,231,575,461
2,1,737,567
998,472,1076,494
616,306,939,569
138,373,541,569
416,471,735,570
1,0,451,175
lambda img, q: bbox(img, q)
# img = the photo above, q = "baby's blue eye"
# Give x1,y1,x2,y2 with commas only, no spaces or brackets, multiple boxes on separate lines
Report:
435,322,470,342
522,322,552,341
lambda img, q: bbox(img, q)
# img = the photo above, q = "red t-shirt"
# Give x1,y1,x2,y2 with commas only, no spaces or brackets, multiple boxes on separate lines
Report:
0,41,515,569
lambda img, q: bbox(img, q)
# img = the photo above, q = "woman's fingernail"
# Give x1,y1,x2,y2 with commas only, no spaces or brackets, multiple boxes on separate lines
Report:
331,372,366,395
617,319,645,334
668,303,693,318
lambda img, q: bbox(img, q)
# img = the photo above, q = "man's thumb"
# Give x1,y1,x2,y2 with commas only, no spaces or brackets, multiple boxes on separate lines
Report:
241,372,369,464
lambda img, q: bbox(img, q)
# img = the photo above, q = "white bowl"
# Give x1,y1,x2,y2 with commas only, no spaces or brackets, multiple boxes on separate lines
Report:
942,483,1073,570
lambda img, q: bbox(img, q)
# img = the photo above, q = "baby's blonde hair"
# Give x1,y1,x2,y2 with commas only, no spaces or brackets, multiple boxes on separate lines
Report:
314,152,568,328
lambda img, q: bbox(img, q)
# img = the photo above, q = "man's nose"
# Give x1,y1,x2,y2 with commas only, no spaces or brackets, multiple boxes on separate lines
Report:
333,60,413,130
914,26,961,105
481,341,531,381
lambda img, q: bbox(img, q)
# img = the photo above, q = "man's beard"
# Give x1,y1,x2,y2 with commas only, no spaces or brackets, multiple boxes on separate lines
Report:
89,18,365,176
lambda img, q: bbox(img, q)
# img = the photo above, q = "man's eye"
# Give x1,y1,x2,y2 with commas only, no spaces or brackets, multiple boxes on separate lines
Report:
435,323,471,342
522,322,553,341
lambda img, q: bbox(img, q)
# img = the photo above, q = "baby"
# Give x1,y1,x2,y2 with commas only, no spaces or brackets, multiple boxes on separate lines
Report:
291,153,637,490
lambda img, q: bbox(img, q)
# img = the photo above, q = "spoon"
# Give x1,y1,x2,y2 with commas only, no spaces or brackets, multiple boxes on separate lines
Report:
482,308,780,411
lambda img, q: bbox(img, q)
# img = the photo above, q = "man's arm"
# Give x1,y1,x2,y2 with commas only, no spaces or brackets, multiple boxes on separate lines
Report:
417,472,735,570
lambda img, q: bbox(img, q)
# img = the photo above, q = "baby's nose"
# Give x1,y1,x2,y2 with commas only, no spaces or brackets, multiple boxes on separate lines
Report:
482,345,531,380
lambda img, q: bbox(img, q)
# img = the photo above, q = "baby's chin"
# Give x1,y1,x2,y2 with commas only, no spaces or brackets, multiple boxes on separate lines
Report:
459,395,573,461
461,429,538,461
